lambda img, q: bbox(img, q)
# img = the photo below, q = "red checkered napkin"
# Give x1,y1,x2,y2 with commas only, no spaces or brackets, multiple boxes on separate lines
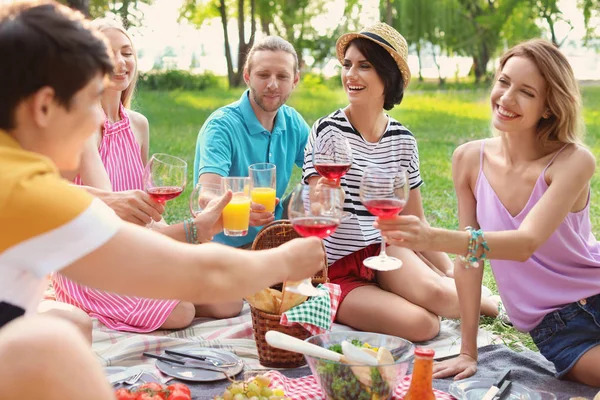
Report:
264,371,455,400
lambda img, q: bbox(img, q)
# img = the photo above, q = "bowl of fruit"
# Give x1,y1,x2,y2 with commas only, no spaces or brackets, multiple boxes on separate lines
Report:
213,373,288,400
304,331,414,400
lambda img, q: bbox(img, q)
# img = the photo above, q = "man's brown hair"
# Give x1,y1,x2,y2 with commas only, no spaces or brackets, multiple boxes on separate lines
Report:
0,1,113,130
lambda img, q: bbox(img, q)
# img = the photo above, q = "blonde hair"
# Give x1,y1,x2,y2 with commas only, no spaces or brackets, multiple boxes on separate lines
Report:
91,18,138,109
244,36,299,75
495,39,584,145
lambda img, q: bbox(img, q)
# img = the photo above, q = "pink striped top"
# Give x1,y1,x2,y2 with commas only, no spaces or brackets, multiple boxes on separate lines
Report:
54,104,179,333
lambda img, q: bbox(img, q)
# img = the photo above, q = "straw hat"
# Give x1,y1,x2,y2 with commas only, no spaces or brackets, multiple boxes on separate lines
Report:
336,22,411,88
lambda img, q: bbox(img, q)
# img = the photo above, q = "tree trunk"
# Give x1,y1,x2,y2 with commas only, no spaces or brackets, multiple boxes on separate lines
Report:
416,41,423,82
476,42,490,82
431,46,444,86
119,0,131,29
66,0,90,16
219,0,236,88
385,0,392,25
260,15,270,35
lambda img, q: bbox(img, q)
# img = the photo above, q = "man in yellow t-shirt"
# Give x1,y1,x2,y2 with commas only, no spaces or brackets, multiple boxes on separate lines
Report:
0,2,325,399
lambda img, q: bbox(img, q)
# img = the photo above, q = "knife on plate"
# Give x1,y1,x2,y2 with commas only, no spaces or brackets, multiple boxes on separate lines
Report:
481,369,511,400
142,352,228,374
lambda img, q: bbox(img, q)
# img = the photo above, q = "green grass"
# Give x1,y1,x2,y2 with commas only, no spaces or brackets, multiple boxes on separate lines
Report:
137,85,600,351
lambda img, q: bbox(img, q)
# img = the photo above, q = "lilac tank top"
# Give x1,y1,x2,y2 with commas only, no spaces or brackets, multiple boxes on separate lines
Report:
475,140,600,332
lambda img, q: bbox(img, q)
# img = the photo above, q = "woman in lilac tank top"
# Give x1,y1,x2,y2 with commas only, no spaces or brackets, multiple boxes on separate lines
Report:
54,19,243,333
377,39,600,386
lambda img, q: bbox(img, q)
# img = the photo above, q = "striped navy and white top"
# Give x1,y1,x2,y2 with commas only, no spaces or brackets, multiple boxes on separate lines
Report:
302,109,423,265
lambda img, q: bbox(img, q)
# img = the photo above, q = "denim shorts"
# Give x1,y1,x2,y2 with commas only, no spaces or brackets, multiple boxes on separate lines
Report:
529,293,600,378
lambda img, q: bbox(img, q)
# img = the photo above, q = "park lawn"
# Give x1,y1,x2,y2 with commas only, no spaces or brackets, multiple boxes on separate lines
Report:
138,84,600,351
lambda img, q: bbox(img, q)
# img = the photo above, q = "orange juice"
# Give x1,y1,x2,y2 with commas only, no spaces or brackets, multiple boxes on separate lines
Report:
222,195,251,235
251,187,276,213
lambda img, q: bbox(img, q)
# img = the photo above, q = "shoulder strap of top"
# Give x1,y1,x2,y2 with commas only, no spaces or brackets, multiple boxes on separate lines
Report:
543,143,570,172
479,140,485,171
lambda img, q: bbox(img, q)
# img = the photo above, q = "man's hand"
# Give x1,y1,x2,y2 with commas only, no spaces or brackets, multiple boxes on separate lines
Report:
97,190,164,226
432,354,477,380
277,237,325,281
249,198,280,227
194,190,233,241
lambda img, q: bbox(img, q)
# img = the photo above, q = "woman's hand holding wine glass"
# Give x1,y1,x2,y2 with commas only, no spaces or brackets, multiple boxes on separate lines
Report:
143,153,187,228
360,166,410,271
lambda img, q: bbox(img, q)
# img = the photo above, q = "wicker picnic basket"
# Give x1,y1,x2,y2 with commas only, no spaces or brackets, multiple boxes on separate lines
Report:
250,219,328,368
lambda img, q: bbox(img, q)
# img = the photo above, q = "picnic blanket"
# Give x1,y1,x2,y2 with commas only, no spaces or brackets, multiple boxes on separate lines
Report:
93,303,497,370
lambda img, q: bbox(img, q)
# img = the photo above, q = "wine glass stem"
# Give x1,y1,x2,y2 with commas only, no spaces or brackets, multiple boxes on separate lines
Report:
379,232,388,259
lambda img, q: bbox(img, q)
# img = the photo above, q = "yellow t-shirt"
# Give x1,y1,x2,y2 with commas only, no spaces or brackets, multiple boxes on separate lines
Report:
0,130,120,326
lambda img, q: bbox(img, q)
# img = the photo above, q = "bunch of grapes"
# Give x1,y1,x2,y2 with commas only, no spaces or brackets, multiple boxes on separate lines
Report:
213,374,289,400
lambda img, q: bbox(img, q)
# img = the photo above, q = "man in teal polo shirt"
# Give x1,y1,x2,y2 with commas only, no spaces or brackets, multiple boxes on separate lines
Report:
193,36,309,248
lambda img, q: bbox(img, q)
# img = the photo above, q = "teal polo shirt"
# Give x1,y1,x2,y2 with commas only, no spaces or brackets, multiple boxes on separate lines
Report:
193,89,309,247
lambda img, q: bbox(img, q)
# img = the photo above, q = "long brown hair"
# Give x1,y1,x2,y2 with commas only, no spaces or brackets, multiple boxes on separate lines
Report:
495,39,584,145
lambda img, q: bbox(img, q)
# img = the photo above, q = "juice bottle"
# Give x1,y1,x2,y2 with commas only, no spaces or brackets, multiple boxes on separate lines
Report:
404,347,435,400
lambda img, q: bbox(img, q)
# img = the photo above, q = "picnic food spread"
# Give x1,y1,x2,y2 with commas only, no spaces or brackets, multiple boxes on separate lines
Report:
213,373,289,400
115,382,191,400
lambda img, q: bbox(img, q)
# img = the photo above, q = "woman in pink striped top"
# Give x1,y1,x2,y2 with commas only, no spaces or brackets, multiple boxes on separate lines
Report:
53,18,242,333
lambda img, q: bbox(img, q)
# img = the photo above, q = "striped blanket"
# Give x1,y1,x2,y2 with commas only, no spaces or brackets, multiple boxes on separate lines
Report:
93,303,499,375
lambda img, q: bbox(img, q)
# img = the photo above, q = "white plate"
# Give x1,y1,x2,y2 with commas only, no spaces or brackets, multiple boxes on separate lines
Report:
155,348,243,382
449,377,544,400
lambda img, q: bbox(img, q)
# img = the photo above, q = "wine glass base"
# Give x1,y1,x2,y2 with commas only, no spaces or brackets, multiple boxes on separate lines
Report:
363,255,402,271
285,281,326,297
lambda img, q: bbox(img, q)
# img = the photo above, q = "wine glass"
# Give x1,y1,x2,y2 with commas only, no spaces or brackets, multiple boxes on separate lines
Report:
359,166,410,271
287,183,344,296
143,153,187,228
313,124,353,221
189,182,223,217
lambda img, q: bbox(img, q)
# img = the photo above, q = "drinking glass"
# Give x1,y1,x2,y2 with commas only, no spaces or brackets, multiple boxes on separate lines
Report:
313,124,353,221
359,166,410,271
287,183,343,296
143,153,187,228
249,163,277,214
221,177,251,237
189,182,223,217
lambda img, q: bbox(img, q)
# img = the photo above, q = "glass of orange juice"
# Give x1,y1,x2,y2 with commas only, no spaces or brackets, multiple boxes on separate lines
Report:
249,163,276,214
222,177,251,236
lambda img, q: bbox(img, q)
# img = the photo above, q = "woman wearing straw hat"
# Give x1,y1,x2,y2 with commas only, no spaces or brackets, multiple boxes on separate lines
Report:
302,22,500,341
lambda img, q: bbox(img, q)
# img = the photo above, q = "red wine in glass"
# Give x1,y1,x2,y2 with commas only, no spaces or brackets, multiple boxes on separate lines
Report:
363,199,405,218
287,183,343,297
292,216,340,239
314,163,352,181
147,186,184,204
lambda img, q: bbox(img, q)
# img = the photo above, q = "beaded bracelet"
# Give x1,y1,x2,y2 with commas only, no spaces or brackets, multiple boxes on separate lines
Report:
188,217,199,244
182,218,191,243
458,226,490,268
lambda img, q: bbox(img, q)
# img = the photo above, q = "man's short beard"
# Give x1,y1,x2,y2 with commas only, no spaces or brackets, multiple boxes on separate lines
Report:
250,87,289,112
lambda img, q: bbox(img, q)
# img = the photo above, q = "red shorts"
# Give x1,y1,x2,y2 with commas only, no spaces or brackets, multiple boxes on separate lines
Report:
329,243,381,307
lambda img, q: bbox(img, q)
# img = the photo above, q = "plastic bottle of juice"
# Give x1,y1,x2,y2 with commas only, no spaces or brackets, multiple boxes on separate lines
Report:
404,347,436,400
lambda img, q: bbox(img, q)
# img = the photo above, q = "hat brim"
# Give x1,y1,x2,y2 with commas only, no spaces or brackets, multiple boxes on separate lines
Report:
336,32,411,89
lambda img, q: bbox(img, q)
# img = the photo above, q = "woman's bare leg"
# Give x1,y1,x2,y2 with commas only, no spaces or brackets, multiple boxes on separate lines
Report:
564,344,600,387
0,315,114,400
382,246,498,318
336,285,440,342
161,299,244,329
195,300,243,319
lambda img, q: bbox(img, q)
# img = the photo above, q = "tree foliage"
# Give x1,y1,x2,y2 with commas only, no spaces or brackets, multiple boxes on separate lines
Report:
59,0,154,27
